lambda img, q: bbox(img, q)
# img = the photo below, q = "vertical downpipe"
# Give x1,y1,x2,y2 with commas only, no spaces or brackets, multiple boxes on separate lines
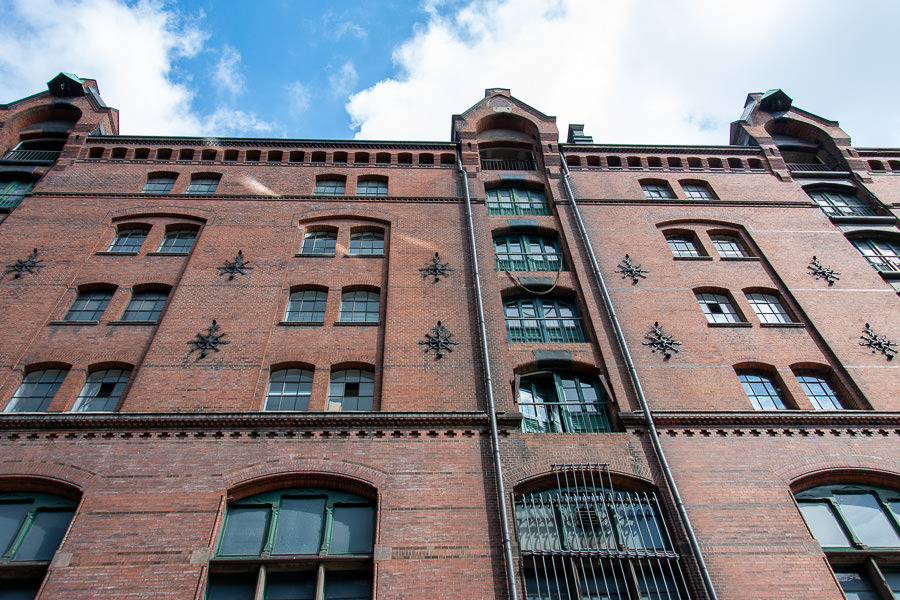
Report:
457,148,520,600
558,153,719,600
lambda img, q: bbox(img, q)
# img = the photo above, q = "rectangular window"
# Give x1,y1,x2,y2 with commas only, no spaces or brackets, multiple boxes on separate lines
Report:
348,232,384,256
186,177,219,194
142,176,176,193
486,188,549,216
641,183,674,199
121,290,168,322
745,292,793,324
695,292,742,324
682,183,715,200
285,290,327,323
108,229,149,253
301,232,337,255
339,291,380,323
356,180,387,197
315,179,346,196
158,230,196,254
665,235,701,257
738,372,787,410
711,235,747,258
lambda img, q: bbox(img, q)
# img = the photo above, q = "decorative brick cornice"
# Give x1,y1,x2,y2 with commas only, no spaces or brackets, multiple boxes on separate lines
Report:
560,198,814,208
0,411,516,439
85,136,457,151
31,192,463,203
559,144,765,156
621,410,900,433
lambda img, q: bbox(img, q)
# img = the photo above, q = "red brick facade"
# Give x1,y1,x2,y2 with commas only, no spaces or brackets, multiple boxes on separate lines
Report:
0,79,898,599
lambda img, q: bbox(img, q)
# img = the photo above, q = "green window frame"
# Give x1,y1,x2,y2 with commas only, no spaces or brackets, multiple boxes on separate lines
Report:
796,484,900,600
0,180,34,209
518,372,610,433
504,297,584,343
807,189,874,217
494,234,565,272
209,488,375,600
853,238,900,273
0,492,77,564
486,187,549,216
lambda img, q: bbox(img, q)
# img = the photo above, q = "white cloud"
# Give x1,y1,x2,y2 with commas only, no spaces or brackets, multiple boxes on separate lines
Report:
286,81,311,118
329,61,358,99
214,45,246,97
202,107,275,137
334,21,366,40
347,0,900,146
0,0,272,136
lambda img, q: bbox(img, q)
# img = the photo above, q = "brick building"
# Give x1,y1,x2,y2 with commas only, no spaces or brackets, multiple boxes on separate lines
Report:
0,75,898,599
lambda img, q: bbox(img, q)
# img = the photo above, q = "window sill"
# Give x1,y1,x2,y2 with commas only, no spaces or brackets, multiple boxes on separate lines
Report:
877,270,900,281
334,321,380,326
673,256,713,261
278,321,324,326
707,322,752,328
345,254,384,258
720,256,761,262
146,251,190,256
759,322,805,328
108,320,158,326
95,251,138,256
294,253,335,258
829,215,896,225
48,320,98,326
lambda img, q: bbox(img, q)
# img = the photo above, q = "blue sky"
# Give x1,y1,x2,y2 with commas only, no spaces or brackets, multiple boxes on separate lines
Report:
2,0,900,147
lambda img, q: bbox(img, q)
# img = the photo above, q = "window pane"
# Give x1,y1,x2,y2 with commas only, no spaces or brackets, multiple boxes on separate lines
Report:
798,502,851,547
14,508,75,561
738,373,787,410
285,290,327,323
272,497,325,555
265,369,313,411
339,291,379,323
108,229,148,253
121,291,168,322
0,581,42,600
525,569,570,600
330,505,374,554
72,369,130,412
746,293,792,324
0,501,30,555
315,179,345,196
158,230,196,253
834,570,879,600
665,235,699,257
207,574,257,600
325,576,372,600
696,293,740,324
796,375,843,410
267,574,316,600
348,232,384,256
219,506,270,556
65,290,113,321
834,493,900,547
711,235,746,258
301,232,337,255
7,369,67,413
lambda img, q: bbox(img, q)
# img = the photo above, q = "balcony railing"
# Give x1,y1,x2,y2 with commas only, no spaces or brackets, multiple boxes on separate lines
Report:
786,163,843,173
481,158,536,171
1,149,61,163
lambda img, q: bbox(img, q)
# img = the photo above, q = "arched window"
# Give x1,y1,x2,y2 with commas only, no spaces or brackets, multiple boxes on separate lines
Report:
328,369,375,411
695,291,743,324
356,179,387,197
209,487,375,600
348,231,384,256
806,189,874,217
736,370,789,410
339,290,380,323
518,372,609,433
64,288,114,321
852,237,900,273
710,234,748,258
72,368,131,412
504,296,584,343
158,229,197,253
494,234,565,272
0,179,34,209
744,291,795,325
186,174,220,194
515,467,687,599
0,491,78,597
795,372,845,410
142,174,176,193
265,368,313,411
5,368,69,413
486,187,549,216
300,230,337,255
108,228,149,253
795,483,900,599
640,181,675,200
314,177,346,196
285,289,327,323
121,288,169,322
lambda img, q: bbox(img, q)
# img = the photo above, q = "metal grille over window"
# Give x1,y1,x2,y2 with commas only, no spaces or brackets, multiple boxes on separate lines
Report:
515,465,688,600
486,187,549,216
495,235,565,272
807,190,874,217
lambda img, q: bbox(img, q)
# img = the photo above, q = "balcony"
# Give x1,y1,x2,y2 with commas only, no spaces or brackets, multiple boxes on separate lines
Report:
481,158,536,171
1,149,61,164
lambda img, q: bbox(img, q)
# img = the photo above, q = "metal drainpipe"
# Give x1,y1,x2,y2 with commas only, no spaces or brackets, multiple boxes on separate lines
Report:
457,148,520,600
558,154,719,600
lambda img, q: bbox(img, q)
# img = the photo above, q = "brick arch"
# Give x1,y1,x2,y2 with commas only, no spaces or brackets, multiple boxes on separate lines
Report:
507,459,653,493
106,206,215,224
773,453,900,490
0,461,97,495
222,458,390,503
293,208,398,227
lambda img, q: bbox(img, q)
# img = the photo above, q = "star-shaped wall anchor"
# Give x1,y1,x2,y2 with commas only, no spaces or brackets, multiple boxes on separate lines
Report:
642,321,681,359
859,323,897,360
187,320,230,358
419,252,454,282
807,256,840,286
217,250,253,280
615,254,649,284
3,248,43,279
419,321,460,358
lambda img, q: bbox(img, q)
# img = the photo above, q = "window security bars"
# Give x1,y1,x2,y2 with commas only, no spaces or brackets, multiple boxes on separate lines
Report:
515,466,688,600
505,298,584,343
486,188,550,216
495,235,565,272
807,190,874,217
